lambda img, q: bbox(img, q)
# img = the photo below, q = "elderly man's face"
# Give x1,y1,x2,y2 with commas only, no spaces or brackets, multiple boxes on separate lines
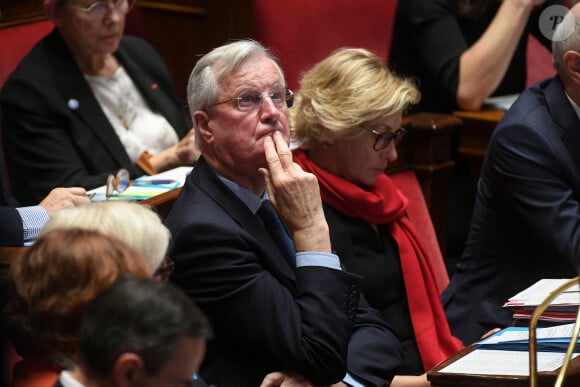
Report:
203,53,291,183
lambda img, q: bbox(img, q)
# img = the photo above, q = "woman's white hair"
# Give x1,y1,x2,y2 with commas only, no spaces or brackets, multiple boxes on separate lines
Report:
42,201,171,272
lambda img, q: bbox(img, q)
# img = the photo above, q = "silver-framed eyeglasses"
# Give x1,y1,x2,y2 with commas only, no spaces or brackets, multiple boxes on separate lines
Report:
210,88,294,112
105,168,130,198
70,0,135,18
366,127,407,151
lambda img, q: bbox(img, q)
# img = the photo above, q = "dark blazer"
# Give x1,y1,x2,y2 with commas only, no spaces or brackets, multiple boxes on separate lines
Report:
443,76,580,344
323,204,423,375
0,147,23,247
166,158,401,387
1,28,191,205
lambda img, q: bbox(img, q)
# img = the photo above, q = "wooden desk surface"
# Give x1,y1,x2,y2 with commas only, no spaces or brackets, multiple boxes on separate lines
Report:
453,109,506,123
428,344,580,386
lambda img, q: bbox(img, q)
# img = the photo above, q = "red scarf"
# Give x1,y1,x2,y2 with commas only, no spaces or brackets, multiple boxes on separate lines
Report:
293,149,463,370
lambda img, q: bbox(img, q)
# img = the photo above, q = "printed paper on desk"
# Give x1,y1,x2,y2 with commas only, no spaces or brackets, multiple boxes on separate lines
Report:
439,349,579,376
88,166,193,202
504,278,580,308
476,323,580,352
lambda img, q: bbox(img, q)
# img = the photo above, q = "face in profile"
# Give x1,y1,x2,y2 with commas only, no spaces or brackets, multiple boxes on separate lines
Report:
328,113,403,187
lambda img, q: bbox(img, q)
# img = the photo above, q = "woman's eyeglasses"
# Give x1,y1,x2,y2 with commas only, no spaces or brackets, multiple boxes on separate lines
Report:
70,0,135,19
210,88,294,112
365,127,407,151
106,168,130,198
154,256,175,281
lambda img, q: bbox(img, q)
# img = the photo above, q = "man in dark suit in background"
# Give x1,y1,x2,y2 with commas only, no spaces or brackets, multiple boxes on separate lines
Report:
443,3,580,345
166,40,401,387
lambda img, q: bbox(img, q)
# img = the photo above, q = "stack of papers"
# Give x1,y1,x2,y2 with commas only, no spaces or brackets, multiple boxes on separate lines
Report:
504,278,580,325
439,349,578,376
477,323,580,352
88,166,193,202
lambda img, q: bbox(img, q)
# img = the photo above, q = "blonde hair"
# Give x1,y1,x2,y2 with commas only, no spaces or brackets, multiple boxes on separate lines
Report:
291,47,420,149
42,202,171,272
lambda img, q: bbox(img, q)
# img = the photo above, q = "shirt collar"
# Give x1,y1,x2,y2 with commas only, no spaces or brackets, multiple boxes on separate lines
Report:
217,174,264,214
565,92,580,120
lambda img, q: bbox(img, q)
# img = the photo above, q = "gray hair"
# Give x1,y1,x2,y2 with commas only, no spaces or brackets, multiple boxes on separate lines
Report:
186,39,285,129
553,8,580,69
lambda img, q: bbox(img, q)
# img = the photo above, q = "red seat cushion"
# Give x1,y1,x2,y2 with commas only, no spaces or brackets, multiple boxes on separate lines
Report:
0,21,54,89
390,171,449,293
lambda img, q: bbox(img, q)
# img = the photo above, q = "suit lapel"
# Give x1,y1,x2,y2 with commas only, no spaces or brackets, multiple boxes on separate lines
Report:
46,30,131,166
193,159,296,286
544,77,580,173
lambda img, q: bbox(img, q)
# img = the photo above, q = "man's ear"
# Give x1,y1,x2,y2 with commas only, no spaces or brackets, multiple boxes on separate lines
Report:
193,111,214,143
113,353,144,387
563,50,580,85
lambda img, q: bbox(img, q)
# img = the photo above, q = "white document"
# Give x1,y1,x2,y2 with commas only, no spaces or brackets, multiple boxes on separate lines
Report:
483,94,519,110
439,349,579,375
88,166,193,201
505,278,580,307
480,323,576,345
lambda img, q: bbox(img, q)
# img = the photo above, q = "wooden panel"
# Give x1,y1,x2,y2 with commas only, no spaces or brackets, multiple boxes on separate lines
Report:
0,0,46,28
137,0,254,103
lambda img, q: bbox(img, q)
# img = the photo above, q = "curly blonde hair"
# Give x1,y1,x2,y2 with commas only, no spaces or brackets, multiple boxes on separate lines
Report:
8,228,151,357
290,47,420,150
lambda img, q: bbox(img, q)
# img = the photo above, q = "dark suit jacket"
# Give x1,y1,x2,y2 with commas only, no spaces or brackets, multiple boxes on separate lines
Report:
1,28,191,205
0,148,23,247
443,76,580,345
166,158,401,387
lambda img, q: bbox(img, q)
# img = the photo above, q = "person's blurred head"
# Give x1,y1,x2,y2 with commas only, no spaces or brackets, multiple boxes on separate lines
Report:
553,3,580,72
77,275,212,387
42,201,171,275
187,40,293,193
291,47,419,186
44,0,134,61
8,228,150,358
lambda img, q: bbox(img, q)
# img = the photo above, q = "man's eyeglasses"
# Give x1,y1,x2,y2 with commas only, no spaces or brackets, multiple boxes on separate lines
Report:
209,88,294,112
365,127,407,151
70,0,135,18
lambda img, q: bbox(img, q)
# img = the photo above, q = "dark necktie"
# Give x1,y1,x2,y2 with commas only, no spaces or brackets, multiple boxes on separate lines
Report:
257,199,295,266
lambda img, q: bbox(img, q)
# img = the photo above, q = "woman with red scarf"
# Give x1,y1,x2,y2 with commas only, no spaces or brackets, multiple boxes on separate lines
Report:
291,48,464,384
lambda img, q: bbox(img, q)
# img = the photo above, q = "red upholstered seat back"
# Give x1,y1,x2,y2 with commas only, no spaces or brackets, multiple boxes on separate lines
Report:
390,171,449,293
254,0,398,91
255,0,450,291
0,21,54,89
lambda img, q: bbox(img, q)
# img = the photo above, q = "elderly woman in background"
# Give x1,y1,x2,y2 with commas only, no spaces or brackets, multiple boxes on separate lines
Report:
291,48,464,383
1,0,199,205
42,201,173,279
7,228,151,387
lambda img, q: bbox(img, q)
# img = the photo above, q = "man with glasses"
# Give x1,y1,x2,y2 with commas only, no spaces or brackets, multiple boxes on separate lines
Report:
166,40,400,387
1,0,199,206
